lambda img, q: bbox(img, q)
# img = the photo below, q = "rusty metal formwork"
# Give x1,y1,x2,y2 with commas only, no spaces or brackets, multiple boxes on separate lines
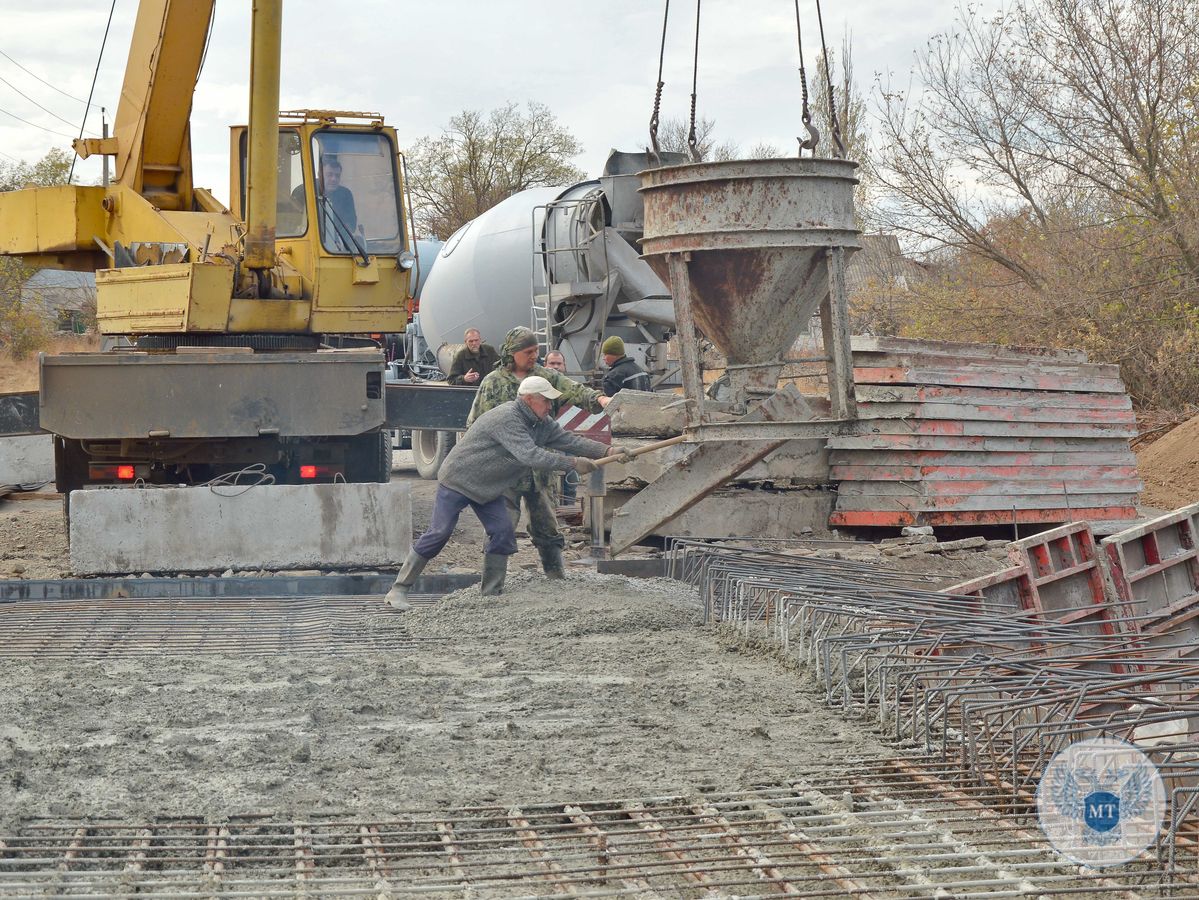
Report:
1103,502,1199,662
828,337,1142,528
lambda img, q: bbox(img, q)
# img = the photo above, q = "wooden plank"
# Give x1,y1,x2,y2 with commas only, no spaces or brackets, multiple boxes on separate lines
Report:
851,335,1090,363
861,419,1137,439
832,492,1140,511
831,507,1138,528
829,449,1138,467
857,401,1136,425
854,365,1125,393
852,354,1119,379
831,464,1141,482
836,478,1143,497
609,385,809,556
855,384,1131,410
826,434,1135,452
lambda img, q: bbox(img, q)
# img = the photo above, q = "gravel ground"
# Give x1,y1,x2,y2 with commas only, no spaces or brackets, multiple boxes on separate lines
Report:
0,572,895,830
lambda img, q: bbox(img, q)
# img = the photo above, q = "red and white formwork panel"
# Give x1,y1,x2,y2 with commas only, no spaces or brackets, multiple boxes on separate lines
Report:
1006,522,1133,641
1101,502,1199,661
944,522,1137,675
828,338,1141,529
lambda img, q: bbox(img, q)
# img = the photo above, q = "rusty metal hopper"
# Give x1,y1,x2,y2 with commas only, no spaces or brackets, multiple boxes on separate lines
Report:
639,158,860,399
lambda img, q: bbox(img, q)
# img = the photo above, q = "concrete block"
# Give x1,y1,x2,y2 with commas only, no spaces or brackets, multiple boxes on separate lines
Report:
70,482,411,575
596,487,835,543
608,438,830,487
606,389,686,436
937,536,987,551
0,433,55,487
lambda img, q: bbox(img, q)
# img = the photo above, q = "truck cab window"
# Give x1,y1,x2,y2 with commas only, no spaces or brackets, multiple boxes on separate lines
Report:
311,131,403,257
237,129,307,238
277,130,306,237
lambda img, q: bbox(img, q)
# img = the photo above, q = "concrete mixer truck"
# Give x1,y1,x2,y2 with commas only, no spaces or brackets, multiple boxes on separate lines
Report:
402,149,684,478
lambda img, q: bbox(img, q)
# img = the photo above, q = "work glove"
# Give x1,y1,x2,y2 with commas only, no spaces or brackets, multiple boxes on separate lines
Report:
573,456,598,475
604,444,635,463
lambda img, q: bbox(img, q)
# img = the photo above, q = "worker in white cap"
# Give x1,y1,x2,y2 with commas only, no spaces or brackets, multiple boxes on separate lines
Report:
384,376,626,609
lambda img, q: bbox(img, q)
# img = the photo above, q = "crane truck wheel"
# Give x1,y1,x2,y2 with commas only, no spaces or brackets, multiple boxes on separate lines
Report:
412,429,455,480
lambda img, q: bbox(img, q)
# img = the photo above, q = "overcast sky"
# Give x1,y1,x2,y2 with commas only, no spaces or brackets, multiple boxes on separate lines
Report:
1,1,968,191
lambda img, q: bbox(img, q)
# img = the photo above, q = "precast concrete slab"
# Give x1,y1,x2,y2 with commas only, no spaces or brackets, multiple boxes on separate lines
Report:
596,486,835,543
69,482,411,575
0,433,54,486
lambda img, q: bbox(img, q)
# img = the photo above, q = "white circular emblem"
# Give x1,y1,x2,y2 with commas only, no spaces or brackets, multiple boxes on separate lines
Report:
1037,736,1166,866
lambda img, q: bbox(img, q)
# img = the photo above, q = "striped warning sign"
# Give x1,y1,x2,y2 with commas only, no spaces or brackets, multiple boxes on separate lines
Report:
555,405,611,444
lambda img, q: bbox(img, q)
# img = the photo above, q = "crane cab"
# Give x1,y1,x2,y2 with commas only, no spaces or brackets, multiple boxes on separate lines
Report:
228,110,415,335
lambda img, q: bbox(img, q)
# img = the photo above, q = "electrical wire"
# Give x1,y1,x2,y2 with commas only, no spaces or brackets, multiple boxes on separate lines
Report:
0,48,87,105
0,105,75,140
198,5,216,86
0,73,82,131
69,0,119,184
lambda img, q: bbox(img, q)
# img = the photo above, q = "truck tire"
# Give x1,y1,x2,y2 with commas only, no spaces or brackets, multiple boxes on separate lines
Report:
412,429,455,480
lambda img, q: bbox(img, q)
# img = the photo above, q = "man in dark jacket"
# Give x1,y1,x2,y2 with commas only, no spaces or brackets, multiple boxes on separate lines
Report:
384,376,621,610
600,336,651,396
446,328,500,385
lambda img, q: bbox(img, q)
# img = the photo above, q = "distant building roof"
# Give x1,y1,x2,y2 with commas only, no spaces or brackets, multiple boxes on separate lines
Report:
21,268,96,318
845,233,928,294
24,269,96,290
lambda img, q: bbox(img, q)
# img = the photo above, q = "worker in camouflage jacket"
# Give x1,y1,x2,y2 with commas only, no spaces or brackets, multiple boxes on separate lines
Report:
466,326,612,578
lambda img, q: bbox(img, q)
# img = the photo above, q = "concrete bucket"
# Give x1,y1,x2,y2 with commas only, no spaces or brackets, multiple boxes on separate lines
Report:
639,157,860,402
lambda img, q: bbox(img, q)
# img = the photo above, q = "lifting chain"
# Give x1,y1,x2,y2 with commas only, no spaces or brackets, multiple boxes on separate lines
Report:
794,0,820,154
687,0,702,163
648,0,846,163
647,0,671,166
815,0,847,158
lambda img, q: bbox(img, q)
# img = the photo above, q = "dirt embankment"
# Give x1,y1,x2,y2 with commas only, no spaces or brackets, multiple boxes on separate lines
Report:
1137,412,1199,511
0,573,894,830
0,335,99,394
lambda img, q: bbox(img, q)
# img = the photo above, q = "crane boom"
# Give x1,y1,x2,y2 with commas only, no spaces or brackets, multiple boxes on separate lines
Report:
77,0,214,211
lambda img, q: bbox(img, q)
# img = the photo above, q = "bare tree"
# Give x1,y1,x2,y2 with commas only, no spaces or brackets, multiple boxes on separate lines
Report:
874,0,1199,280
405,102,586,240
869,0,1199,408
655,118,783,161
654,116,739,161
0,148,74,192
810,38,874,221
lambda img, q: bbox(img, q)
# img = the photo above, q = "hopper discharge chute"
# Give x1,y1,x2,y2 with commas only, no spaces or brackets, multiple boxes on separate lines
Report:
640,157,860,408
608,156,863,555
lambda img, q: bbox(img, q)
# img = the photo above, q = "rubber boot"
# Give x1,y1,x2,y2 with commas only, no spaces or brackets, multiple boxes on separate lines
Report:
384,549,429,612
481,553,509,596
538,545,566,580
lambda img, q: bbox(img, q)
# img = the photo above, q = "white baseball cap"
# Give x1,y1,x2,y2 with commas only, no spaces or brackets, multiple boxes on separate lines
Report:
517,375,563,399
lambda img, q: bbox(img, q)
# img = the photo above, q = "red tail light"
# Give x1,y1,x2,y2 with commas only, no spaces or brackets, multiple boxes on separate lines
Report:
298,464,342,480
89,464,143,481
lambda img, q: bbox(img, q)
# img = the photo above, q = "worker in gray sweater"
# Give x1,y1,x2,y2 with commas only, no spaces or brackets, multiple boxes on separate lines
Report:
384,376,625,609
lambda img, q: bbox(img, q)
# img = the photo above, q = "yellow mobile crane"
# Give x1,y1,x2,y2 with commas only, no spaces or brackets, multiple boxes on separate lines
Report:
0,0,416,494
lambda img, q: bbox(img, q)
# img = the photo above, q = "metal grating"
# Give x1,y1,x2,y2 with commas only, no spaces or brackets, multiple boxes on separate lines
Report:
2,767,1193,898
0,596,441,658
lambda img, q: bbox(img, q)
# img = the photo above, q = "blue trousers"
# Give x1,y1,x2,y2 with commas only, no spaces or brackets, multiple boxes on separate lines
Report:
413,485,517,558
